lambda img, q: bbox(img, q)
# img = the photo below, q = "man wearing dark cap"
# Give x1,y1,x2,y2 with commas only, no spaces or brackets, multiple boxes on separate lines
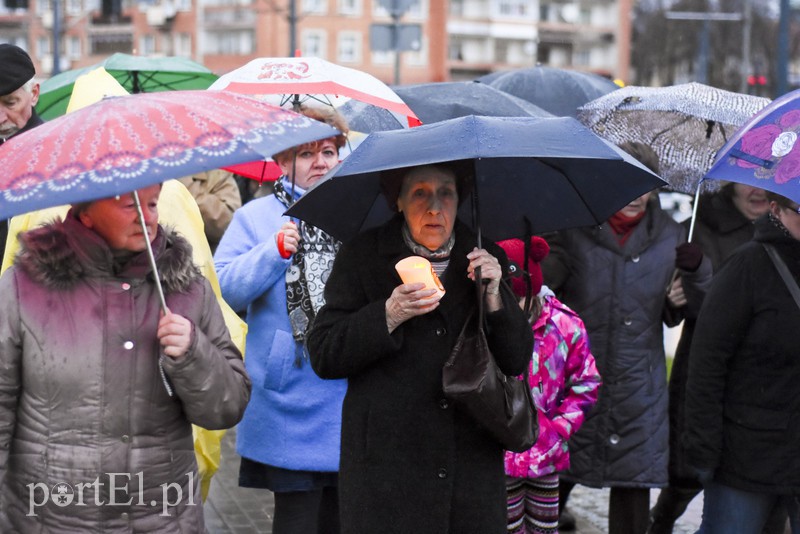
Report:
0,43,43,255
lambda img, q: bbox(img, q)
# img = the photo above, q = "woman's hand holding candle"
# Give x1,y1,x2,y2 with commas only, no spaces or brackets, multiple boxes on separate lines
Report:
385,283,442,334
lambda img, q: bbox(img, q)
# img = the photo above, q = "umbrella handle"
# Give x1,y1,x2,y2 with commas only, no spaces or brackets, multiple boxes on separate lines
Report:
132,190,168,314
686,180,703,243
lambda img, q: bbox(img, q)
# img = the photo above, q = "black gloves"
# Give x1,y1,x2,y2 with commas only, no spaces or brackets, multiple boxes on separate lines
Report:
675,243,703,272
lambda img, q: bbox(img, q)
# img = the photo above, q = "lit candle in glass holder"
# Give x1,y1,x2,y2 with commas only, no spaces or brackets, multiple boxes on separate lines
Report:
395,256,446,299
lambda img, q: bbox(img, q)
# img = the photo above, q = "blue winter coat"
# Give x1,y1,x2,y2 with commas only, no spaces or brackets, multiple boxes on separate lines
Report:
214,181,347,472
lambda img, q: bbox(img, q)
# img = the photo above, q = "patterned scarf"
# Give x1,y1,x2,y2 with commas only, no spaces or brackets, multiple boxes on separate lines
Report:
274,179,340,352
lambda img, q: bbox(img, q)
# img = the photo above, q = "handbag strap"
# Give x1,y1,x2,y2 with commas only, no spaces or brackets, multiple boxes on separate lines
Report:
763,243,800,310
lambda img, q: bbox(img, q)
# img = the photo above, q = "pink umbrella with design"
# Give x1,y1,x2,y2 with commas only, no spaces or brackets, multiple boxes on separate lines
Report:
0,89,339,310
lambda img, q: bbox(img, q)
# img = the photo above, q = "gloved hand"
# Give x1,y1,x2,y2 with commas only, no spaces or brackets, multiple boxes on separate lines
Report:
675,243,703,272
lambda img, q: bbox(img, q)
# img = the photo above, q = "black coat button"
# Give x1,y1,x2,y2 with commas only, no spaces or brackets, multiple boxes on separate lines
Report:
435,327,446,336
439,398,449,409
437,468,448,479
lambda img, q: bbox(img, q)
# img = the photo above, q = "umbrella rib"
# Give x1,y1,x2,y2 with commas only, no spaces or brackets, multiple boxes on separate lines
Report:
537,159,604,225
651,115,692,144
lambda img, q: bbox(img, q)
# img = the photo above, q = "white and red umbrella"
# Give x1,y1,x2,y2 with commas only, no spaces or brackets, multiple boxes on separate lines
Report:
210,56,419,125
210,56,420,181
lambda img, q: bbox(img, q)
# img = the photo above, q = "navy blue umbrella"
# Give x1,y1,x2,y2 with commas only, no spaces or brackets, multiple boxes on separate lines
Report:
481,66,619,118
392,81,551,124
286,115,665,243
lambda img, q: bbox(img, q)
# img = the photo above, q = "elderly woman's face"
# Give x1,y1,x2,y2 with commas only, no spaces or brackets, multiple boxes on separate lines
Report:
78,184,161,252
397,166,458,251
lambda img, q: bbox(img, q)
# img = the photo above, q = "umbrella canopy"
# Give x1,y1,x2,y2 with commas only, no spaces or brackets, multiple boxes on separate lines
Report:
391,81,551,124
337,99,408,133
36,53,219,120
286,115,666,243
209,56,420,125
481,66,619,118
0,90,339,219
704,88,800,204
210,56,420,179
579,82,770,194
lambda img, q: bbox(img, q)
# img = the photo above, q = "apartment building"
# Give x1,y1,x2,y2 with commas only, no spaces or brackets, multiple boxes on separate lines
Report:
0,0,631,84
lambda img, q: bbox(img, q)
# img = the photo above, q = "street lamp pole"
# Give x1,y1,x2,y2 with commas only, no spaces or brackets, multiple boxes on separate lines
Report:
778,0,790,96
288,0,297,55
665,11,742,85
52,0,61,75
392,10,401,85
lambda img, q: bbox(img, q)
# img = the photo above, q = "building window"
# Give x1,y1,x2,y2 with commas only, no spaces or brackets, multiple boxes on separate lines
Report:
449,0,463,17
302,29,326,58
406,0,425,18
36,0,52,15
37,36,50,55
139,34,156,55
448,38,463,61
302,0,326,14
406,35,426,66
174,33,191,57
497,0,531,17
204,30,254,54
371,50,392,65
66,0,81,15
65,35,81,59
338,0,360,15
91,33,133,55
337,31,361,63
174,0,192,11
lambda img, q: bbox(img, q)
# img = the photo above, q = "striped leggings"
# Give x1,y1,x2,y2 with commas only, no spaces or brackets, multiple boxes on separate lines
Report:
506,474,560,534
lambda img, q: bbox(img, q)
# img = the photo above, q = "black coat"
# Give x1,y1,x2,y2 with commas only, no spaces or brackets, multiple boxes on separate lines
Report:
685,214,800,493
308,216,532,534
668,192,757,485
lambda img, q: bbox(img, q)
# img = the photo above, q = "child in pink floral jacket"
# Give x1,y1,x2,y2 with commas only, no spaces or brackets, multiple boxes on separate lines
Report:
497,237,601,534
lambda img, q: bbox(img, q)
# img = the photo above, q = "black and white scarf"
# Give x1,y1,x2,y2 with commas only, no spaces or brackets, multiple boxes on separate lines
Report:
274,179,340,350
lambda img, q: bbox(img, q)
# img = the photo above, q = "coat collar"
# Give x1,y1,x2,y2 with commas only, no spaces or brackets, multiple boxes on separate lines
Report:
16,212,201,292
376,214,479,291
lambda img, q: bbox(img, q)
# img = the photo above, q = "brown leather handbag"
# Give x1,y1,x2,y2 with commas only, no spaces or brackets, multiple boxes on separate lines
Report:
442,280,538,453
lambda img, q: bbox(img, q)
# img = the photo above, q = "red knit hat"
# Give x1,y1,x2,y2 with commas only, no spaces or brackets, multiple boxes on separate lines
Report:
496,237,550,298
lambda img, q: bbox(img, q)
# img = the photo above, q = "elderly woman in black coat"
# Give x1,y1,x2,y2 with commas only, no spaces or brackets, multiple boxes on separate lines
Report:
307,161,533,534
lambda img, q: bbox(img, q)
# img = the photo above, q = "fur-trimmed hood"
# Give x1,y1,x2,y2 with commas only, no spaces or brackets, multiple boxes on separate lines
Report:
15,213,201,293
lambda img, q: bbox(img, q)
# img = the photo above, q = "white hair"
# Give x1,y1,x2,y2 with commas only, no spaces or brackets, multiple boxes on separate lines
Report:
21,77,35,94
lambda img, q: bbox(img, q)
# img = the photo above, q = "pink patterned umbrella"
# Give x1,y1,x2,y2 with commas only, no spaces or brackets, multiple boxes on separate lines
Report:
0,90,338,220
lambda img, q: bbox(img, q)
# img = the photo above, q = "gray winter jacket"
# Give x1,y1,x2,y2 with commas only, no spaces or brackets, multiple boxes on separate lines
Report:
542,202,711,488
0,214,251,533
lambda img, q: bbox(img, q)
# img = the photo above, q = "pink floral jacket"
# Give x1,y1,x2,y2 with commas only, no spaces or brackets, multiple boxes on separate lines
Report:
505,294,601,479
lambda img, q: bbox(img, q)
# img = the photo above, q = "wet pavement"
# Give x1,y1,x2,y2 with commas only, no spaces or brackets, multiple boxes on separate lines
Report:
203,427,703,533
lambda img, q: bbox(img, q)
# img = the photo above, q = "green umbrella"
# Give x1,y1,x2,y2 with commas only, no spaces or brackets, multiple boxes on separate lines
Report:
36,53,219,120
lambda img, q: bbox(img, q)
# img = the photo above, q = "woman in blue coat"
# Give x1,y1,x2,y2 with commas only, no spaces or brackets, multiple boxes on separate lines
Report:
214,107,348,534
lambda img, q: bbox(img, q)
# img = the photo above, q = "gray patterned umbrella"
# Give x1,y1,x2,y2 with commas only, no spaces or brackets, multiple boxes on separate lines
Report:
578,82,770,194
